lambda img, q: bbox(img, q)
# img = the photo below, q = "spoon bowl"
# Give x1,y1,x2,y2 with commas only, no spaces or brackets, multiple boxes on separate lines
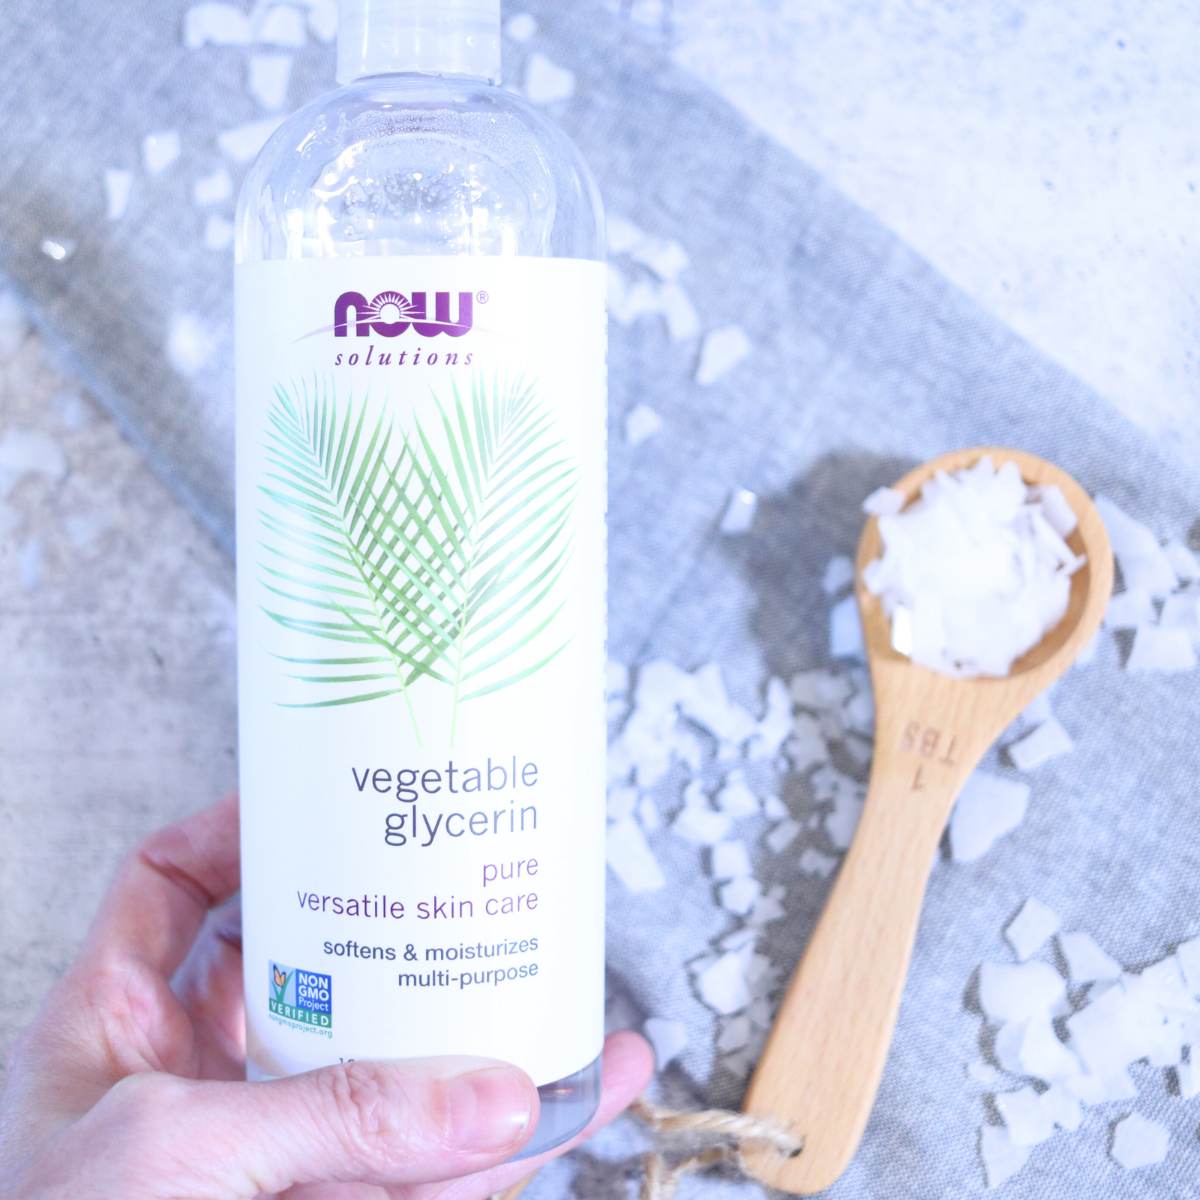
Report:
743,446,1113,1195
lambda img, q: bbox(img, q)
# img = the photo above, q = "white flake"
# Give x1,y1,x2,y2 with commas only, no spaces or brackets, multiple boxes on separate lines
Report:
719,488,758,536
719,876,762,916
967,1061,1001,1086
695,952,751,1015
104,168,133,220
980,1124,1031,1189
765,819,801,855
797,846,838,877
715,772,759,818
695,325,751,386
643,1017,687,1067
1042,1084,1083,1132
40,237,76,263
1177,1059,1200,1099
822,555,854,595
624,402,662,447
1164,540,1200,582
1118,544,1177,599
1005,899,1062,960
184,2,253,47
248,53,293,110
307,0,337,42
996,1086,1056,1147
1175,938,1200,995
1006,717,1074,771
979,960,1065,1026
142,130,181,175
1016,1016,1080,1082
711,841,752,881
193,166,234,207
606,819,665,893
203,213,235,251
1094,496,1161,559
862,486,905,516
1126,625,1197,672
717,1015,751,1053
659,283,701,341
606,213,645,256
1032,484,1078,538
256,5,307,47
629,236,689,283
524,53,576,104
1105,588,1155,630
606,786,637,822
1110,1113,1169,1170
505,12,538,42
673,803,732,847
824,787,863,852
217,117,283,163
829,595,864,659
1059,931,1122,985
0,429,67,486
1161,594,1200,633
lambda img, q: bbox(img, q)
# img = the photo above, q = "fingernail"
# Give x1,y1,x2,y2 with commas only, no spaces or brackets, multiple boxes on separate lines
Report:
447,1065,536,1153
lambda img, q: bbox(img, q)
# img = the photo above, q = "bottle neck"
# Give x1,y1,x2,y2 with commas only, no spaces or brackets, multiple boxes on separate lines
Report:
337,2,501,86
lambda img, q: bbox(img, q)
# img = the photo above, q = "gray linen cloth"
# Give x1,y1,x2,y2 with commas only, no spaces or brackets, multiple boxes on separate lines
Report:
2,2,1199,1197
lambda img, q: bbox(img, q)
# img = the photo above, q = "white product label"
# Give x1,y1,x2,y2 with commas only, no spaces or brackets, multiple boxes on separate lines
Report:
235,257,607,1086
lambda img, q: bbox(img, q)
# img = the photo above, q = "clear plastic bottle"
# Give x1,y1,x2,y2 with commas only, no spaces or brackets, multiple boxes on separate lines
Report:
235,0,605,1158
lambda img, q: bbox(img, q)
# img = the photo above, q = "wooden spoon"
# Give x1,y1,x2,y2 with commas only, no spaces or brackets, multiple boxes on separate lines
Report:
742,446,1113,1195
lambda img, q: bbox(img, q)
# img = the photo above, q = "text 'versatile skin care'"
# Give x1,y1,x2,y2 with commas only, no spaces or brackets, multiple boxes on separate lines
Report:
233,0,607,1155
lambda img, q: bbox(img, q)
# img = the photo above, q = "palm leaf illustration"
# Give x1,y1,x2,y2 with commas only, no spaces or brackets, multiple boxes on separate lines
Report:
257,374,576,735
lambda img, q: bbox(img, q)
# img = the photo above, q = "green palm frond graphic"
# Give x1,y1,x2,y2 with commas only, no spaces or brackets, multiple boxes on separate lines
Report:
257,374,576,737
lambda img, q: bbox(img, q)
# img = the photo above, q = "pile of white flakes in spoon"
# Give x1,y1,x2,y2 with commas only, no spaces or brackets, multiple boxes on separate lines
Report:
602,461,1199,1190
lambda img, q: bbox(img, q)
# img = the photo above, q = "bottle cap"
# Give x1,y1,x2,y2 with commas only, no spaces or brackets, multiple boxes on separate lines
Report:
337,0,501,85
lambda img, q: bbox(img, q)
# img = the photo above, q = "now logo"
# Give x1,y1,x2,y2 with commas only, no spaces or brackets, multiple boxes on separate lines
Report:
334,290,475,338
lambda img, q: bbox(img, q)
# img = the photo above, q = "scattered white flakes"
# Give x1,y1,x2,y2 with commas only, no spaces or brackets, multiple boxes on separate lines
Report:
749,676,792,759
862,486,905,517
824,785,864,852
1006,717,1075,771
40,237,76,262
695,952,751,1015
0,428,67,486
719,488,758,536
829,595,864,660
996,1086,1056,1147
1058,931,1122,985
1164,540,1200,582
797,846,838,877
306,0,337,42
967,1061,1001,1086
719,876,762,917
607,785,637,822
624,402,662,447
104,168,133,221
765,819,801,855
203,213,235,252
637,792,662,832
256,4,307,47
248,53,293,110
1105,587,1155,630
673,802,732,847
864,457,1082,678
695,325,751,387
505,12,538,42
659,283,701,342
1126,625,1197,672
1110,1113,1169,1170
979,961,1065,1026
717,1015,751,1053
193,166,234,207
1175,937,1200,994
183,2,253,48
217,117,283,163
1042,1084,1083,1132
606,213,645,256
1120,544,1177,599
1016,1016,1081,1082
606,819,666,893
1006,899,1062,961
524,52,576,104
1161,594,1200,633
711,841,752,882
980,1124,1031,1190
714,772,759,818
762,794,788,821
0,290,30,358
1177,1058,1200,1100
643,1017,687,1068
822,555,854,595
166,312,217,376
142,130,181,175
17,537,43,590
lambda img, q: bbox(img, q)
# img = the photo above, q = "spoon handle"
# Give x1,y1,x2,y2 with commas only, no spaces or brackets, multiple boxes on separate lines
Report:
741,741,971,1195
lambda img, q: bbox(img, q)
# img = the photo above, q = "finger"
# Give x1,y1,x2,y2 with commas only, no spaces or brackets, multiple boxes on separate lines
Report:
81,793,241,978
75,1056,539,1198
407,1031,655,1200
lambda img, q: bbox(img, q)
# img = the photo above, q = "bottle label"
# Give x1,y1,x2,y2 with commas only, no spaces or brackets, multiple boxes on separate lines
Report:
235,257,607,1085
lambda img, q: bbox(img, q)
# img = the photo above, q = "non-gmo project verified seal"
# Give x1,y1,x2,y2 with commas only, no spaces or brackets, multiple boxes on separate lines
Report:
269,962,333,1030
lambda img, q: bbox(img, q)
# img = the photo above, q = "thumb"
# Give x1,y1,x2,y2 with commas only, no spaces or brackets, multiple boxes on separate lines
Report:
81,1058,539,1198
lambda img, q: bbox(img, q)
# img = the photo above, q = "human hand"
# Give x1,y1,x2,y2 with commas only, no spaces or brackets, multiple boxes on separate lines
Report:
0,794,654,1199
